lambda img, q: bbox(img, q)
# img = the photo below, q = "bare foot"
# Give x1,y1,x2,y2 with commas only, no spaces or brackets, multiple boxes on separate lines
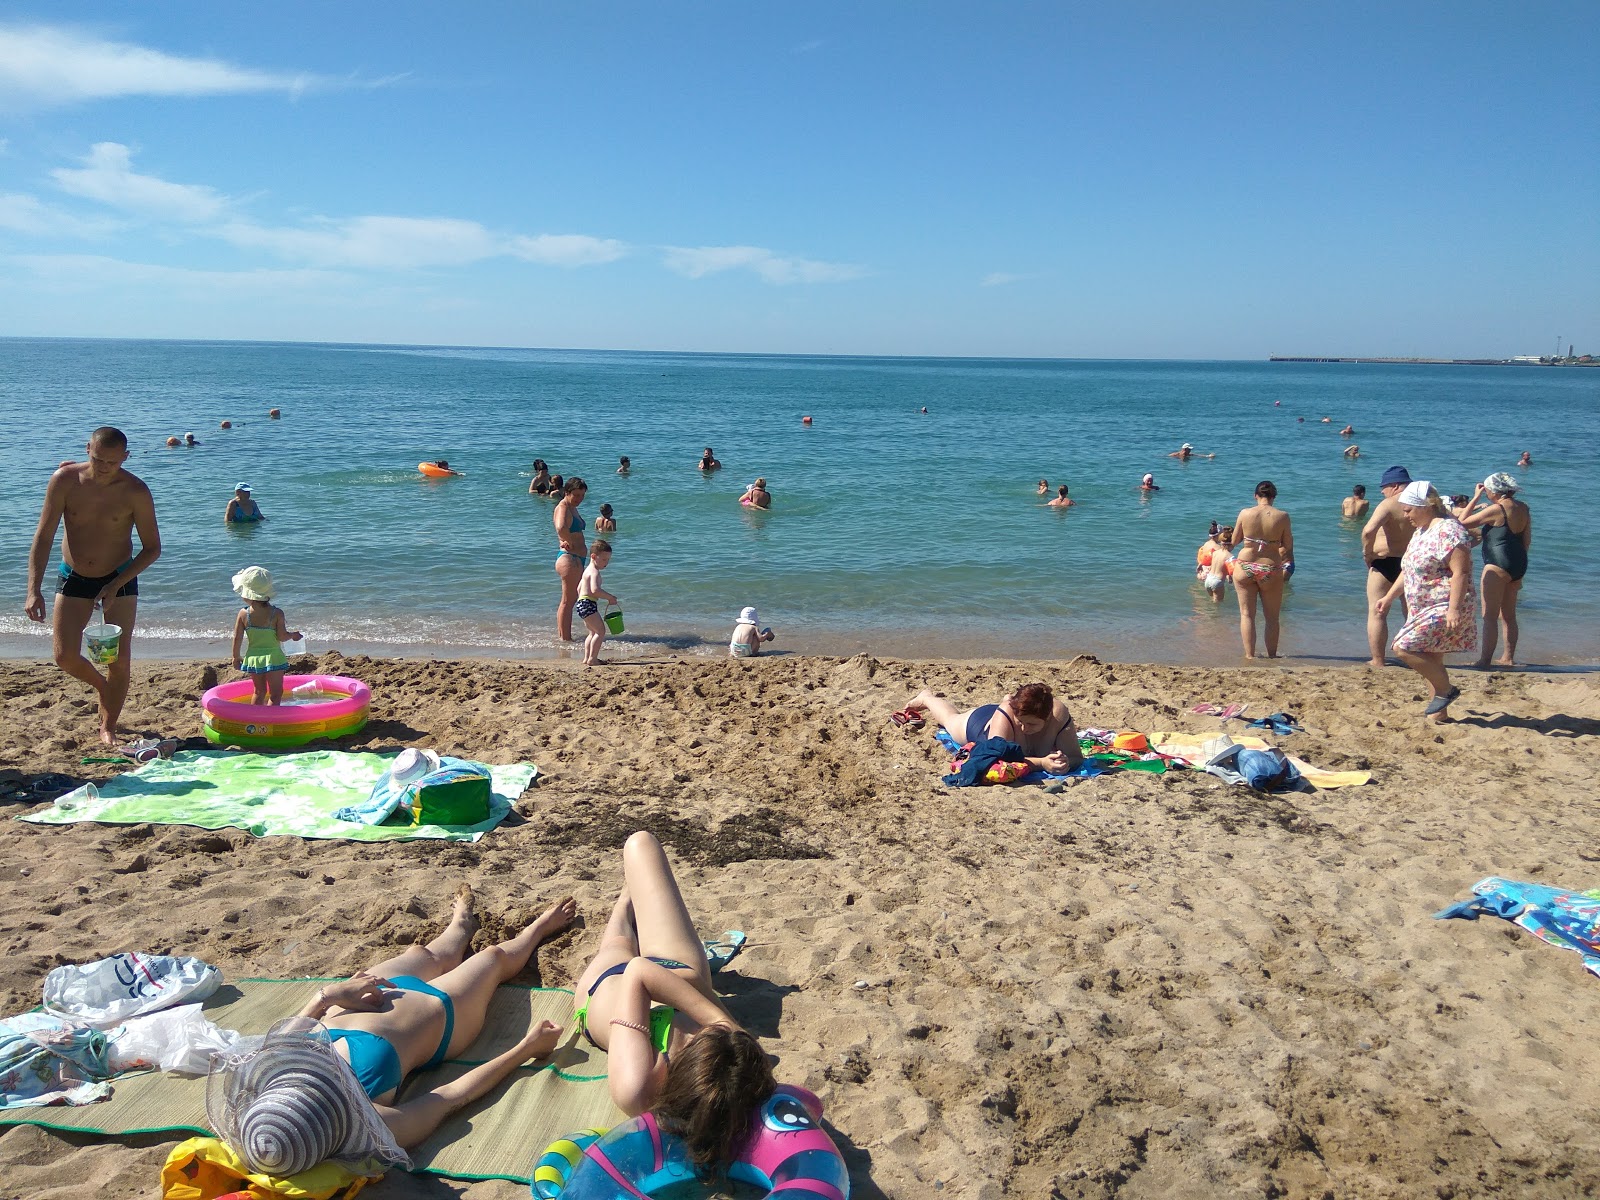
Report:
519,1018,562,1061
530,895,578,941
450,885,481,939
906,688,939,713
98,723,117,746
1493,658,1516,668
1366,658,1387,668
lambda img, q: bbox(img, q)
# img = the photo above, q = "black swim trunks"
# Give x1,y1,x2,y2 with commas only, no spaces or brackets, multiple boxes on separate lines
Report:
56,562,137,601
1368,556,1402,584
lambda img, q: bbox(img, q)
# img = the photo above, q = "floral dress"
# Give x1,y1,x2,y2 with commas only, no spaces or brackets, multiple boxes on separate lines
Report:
1394,518,1478,654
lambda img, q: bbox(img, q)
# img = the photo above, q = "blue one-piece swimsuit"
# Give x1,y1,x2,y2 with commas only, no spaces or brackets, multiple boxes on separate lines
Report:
327,975,455,1100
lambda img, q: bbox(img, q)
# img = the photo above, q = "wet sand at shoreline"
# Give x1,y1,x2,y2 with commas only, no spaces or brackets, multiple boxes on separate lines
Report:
2,651,1599,1198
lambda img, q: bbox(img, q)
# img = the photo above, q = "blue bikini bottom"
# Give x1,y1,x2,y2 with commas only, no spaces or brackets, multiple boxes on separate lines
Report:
328,975,455,1100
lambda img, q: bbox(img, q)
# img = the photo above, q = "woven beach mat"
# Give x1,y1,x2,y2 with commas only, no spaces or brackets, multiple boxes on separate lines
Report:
0,978,618,1184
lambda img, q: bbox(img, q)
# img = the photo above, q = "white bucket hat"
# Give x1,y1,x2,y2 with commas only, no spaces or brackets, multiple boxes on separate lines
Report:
736,606,760,627
389,747,441,786
1181,443,1193,451
231,566,275,601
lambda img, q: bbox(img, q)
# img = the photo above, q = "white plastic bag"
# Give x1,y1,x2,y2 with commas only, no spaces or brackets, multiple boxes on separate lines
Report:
42,953,221,1028
106,1003,239,1076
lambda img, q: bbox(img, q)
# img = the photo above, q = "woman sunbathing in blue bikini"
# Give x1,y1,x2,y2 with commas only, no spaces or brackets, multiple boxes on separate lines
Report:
295,888,576,1147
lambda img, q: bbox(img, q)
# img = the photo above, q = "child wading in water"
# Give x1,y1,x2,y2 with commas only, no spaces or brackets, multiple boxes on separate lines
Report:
574,541,617,666
230,566,300,703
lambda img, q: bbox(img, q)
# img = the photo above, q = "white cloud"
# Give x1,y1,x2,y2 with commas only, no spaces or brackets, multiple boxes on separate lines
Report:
0,191,119,237
10,253,351,294
52,142,228,222
981,272,1028,287
662,244,864,285
217,215,503,269
508,233,626,267
0,23,328,112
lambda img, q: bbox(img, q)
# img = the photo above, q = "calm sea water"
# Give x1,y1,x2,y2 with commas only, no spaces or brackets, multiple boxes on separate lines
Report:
2,338,1596,665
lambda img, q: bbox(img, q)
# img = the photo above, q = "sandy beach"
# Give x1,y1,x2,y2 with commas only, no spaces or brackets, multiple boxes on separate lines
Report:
2,650,1599,1198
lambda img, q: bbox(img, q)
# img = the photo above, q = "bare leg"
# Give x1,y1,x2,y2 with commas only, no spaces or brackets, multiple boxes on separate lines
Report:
905,689,977,742
582,613,607,666
622,831,714,995
50,594,109,729
1235,579,1259,658
266,669,285,705
573,888,640,1001
1395,649,1454,722
96,593,137,744
427,895,577,1057
1365,568,1393,667
1475,565,1506,668
367,886,483,983
1497,580,1520,666
1259,573,1284,658
555,557,581,642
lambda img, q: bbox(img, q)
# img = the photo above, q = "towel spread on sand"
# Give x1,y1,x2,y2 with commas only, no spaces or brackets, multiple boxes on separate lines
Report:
0,979,618,1184
933,730,1167,782
1149,732,1370,789
18,750,535,841
1435,877,1600,979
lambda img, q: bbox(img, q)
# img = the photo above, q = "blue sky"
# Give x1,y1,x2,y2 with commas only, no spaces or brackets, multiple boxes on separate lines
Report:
0,2,1594,358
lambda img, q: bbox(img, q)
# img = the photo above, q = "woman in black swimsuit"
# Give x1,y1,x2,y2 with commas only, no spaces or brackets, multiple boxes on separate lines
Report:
902,682,1082,770
1453,473,1531,667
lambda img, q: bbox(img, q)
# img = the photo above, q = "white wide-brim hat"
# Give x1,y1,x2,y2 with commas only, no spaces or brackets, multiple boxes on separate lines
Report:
208,1017,409,1177
389,747,441,786
231,566,275,601
736,606,760,627
1181,443,1193,451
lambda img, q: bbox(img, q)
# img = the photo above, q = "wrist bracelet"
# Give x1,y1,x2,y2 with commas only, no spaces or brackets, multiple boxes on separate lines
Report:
609,1018,650,1036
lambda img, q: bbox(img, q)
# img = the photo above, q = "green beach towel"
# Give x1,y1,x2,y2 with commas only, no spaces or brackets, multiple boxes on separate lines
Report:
0,979,618,1184
19,750,535,841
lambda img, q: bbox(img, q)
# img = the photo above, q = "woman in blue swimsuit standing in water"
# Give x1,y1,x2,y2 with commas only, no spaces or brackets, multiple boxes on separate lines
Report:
553,476,589,642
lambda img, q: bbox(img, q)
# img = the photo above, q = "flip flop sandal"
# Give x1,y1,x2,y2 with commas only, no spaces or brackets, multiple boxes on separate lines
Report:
1188,703,1225,716
704,931,748,973
888,709,926,731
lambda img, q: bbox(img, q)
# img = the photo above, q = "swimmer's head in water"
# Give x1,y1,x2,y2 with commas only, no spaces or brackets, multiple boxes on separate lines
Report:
1255,480,1277,501
619,456,629,466
1352,484,1366,498
533,459,547,472
600,503,614,517
590,539,612,558
1142,473,1154,485
1057,486,1069,497
563,476,586,497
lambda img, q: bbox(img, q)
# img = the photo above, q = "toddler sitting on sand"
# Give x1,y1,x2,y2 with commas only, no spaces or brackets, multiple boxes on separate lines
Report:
730,606,775,658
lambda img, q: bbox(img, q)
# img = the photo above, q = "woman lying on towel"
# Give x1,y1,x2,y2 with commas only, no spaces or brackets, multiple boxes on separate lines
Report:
210,890,576,1176
903,681,1083,771
572,831,777,1175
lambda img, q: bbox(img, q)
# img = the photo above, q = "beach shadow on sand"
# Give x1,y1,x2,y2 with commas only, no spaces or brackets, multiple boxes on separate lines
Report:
1454,711,1600,738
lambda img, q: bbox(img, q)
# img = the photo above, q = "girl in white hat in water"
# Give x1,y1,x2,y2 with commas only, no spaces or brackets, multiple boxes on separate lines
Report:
230,566,300,705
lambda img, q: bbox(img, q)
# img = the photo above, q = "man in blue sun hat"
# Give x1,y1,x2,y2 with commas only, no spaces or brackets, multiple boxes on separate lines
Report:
1361,465,1414,666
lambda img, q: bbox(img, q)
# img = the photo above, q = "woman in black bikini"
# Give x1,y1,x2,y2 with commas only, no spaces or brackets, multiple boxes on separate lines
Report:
1453,473,1532,667
902,682,1082,771
572,832,776,1170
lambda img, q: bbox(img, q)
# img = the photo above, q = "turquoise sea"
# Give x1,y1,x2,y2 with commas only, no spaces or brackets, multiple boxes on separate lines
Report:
2,338,1596,665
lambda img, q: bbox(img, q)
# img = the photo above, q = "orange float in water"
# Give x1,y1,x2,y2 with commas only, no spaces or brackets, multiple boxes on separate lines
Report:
418,461,458,477
801,415,813,425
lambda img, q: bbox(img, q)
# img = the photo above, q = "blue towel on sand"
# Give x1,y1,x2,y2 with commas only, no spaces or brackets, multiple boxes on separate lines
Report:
1435,877,1600,979
933,729,1105,782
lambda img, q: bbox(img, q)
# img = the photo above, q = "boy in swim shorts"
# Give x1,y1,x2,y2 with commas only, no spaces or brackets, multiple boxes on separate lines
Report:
574,541,616,666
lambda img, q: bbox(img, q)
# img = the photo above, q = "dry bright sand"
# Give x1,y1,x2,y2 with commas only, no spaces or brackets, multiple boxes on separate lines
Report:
2,651,1599,1199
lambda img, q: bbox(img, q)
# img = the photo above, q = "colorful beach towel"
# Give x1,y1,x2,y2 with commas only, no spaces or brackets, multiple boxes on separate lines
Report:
1434,877,1600,979
18,750,534,842
0,979,617,1184
1149,732,1370,789
931,729,1162,782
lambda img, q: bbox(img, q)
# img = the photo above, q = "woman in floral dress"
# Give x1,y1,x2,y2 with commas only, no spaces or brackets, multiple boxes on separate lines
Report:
1374,481,1477,720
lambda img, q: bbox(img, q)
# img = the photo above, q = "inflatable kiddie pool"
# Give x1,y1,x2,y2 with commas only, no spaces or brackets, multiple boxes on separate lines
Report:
532,1084,849,1199
201,674,371,749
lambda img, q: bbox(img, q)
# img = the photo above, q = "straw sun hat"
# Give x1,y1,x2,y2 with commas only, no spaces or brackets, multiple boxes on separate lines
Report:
208,1018,408,1177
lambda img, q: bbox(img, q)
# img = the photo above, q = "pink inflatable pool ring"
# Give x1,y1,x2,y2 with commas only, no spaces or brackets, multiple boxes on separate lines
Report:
201,674,371,749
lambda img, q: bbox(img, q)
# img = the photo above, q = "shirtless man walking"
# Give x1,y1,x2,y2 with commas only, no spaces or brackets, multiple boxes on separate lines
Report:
25,427,162,744
1360,465,1414,668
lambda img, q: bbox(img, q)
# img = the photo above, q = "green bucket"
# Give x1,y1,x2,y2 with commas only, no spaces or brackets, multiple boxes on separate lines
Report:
604,605,625,635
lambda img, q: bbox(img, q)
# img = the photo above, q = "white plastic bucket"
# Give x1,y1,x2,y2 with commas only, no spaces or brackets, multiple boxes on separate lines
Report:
85,623,122,666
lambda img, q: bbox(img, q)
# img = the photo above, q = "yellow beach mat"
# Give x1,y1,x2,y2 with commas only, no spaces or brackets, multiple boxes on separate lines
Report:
1151,732,1372,789
0,979,620,1184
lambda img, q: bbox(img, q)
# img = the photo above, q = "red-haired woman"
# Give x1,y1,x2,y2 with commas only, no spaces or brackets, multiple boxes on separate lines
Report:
902,682,1082,770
